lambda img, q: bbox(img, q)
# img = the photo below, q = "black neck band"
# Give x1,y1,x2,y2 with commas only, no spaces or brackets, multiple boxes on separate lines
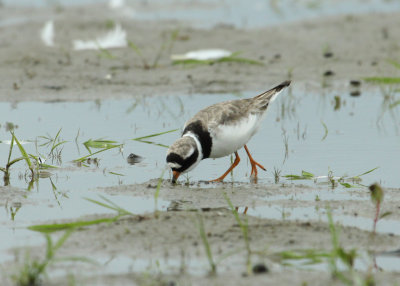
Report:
183,120,212,159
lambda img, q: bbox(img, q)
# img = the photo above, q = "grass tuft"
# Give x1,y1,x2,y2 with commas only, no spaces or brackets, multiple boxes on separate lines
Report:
283,170,314,180
30,196,135,233
195,212,216,275
224,193,252,274
11,230,93,286
173,52,263,66
132,128,178,148
364,77,400,84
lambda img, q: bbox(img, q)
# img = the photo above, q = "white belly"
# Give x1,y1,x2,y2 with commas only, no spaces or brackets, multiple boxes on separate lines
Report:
209,113,263,158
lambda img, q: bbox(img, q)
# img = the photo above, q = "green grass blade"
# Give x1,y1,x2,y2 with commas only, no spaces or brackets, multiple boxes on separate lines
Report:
380,211,392,219
28,216,120,233
6,135,14,166
98,195,130,212
134,139,170,148
85,196,133,216
283,171,314,180
389,100,400,109
321,121,328,141
45,233,53,260
12,132,32,169
327,208,339,250
172,52,263,66
53,229,74,252
387,59,400,70
224,193,250,252
97,46,116,59
84,197,121,213
340,182,354,188
301,170,314,178
282,174,303,180
224,193,242,227
355,167,379,178
50,177,57,192
53,256,98,265
6,157,26,168
50,128,62,152
364,77,400,84
154,168,166,208
215,246,246,264
172,59,212,65
196,212,216,274
128,40,143,57
51,140,68,153
217,56,264,65
109,171,124,176
132,129,179,141
39,163,58,169
84,139,119,149
73,145,121,162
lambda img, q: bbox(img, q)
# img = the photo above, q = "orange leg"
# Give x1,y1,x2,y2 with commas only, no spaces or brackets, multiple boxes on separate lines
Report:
244,145,266,177
210,152,240,182
235,206,249,214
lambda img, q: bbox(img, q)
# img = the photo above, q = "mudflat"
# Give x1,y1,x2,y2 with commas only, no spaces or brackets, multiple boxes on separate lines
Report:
1,2,400,286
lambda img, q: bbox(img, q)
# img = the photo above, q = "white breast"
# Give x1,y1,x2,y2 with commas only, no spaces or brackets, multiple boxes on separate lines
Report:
209,113,264,158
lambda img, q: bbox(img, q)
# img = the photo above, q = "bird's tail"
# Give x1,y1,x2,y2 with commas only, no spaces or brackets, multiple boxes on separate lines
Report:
253,80,291,110
254,80,291,100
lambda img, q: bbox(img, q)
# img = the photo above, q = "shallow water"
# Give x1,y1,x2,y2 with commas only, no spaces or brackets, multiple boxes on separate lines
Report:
247,204,400,235
2,0,400,28
0,86,399,275
0,86,399,189
0,193,170,264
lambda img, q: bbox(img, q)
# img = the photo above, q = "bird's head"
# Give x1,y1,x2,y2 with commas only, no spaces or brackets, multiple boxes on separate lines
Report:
166,136,201,183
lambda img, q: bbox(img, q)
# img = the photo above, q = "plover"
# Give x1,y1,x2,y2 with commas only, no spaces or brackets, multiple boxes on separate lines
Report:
167,80,291,183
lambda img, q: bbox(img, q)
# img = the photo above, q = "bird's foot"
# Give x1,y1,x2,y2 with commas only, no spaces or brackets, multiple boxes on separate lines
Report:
250,160,266,177
209,177,224,183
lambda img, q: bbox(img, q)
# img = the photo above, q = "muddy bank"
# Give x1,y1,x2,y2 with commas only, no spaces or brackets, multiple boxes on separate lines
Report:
100,180,400,223
0,5,400,102
1,3,400,286
4,209,400,286
2,180,399,285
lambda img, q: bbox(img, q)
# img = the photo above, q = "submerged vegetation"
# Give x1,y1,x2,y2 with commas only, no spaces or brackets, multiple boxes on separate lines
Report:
172,51,264,66
0,128,177,186
283,167,379,188
11,230,93,286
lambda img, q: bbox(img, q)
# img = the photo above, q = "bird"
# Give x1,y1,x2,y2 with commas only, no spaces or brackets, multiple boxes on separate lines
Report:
166,80,291,183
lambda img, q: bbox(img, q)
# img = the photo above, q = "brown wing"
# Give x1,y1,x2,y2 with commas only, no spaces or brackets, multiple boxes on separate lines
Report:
183,98,254,132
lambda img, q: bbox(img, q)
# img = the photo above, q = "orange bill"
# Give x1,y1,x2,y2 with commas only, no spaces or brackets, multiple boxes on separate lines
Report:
172,170,181,183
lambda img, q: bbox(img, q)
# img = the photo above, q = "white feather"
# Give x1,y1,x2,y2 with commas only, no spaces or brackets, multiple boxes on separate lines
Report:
1,140,30,145
269,89,284,104
182,133,203,172
40,20,54,47
183,146,195,159
171,49,232,61
210,113,262,158
73,24,127,51
109,0,125,9
168,162,182,169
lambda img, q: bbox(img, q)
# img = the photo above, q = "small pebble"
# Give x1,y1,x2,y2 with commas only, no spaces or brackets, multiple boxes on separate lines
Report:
127,153,143,165
252,263,269,274
350,80,361,87
323,70,335,77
